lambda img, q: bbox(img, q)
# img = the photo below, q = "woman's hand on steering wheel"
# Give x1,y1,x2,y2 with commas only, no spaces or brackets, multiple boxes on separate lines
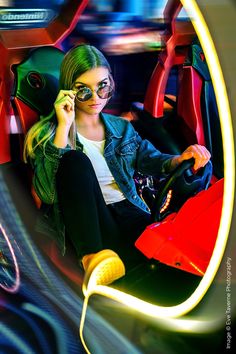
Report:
152,144,212,222
171,144,211,171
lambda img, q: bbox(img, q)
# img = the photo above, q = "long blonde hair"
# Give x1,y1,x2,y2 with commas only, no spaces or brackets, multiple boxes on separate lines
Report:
23,44,114,162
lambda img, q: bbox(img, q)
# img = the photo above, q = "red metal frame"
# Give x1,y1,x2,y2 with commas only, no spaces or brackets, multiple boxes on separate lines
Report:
144,0,196,118
13,98,39,135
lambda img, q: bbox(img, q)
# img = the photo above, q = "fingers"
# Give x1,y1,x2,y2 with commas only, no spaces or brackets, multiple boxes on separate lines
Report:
55,97,74,112
56,90,76,100
54,90,76,112
181,144,211,170
192,145,211,169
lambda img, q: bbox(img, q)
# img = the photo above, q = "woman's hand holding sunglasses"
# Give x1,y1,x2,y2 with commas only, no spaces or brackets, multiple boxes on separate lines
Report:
53,90,77,148
54,90,76,130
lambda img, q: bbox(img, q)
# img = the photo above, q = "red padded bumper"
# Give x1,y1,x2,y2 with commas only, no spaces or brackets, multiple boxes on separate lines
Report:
135,179,224,276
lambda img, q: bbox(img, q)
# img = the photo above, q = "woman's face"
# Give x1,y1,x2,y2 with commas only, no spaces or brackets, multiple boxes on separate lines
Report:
72,66,112,116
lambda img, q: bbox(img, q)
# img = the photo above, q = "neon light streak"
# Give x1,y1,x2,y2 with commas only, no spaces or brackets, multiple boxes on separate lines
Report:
0,223,20,293
23,303,68,354
0,323,35,354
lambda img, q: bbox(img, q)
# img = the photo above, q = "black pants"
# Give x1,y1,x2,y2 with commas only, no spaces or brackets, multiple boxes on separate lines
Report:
56,150,151,265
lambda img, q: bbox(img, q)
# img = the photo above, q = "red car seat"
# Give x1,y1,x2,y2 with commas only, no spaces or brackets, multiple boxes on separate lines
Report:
132,1,223,179
0,0,88,164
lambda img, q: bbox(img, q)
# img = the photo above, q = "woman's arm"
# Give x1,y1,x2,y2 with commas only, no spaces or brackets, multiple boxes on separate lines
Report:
32,140,70,204
135,131,211,177
30,89,76,204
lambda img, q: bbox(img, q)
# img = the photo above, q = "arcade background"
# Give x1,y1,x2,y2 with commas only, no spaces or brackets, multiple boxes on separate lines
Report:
0,0,236,353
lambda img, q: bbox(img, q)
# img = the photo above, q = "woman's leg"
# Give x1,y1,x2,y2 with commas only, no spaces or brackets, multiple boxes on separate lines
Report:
56,150,120,258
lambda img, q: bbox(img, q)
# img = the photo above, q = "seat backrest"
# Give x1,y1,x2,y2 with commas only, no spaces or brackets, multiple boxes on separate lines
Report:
177,39,223,178
11,46,64,208
12,46,64,135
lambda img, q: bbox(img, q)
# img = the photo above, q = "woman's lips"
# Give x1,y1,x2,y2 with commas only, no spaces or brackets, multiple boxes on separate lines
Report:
88,104,101,108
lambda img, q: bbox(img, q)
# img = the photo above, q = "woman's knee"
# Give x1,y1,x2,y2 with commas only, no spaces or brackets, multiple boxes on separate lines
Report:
56,150,95,184
59,150,93,171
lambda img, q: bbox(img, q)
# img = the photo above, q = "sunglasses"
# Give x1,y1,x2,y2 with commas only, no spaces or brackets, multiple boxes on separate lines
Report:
75,84,114,102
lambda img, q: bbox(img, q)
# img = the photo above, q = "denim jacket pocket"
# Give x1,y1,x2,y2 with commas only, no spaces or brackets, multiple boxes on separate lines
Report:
115,139,138,155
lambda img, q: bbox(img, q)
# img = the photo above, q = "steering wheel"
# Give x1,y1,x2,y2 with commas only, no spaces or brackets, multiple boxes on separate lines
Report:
151,158,212,222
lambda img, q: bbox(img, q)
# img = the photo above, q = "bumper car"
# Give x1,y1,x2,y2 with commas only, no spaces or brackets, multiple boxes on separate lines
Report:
0,0,234,353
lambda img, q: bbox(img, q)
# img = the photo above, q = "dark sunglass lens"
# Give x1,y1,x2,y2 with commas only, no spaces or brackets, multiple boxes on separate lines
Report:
76,88,92,102
79,92,93,101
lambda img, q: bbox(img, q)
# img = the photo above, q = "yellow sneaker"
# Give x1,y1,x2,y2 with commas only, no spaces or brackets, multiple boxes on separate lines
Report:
82,249,125,295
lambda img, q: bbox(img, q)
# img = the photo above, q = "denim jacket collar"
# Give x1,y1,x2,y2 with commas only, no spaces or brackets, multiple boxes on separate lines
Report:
100,113,122,139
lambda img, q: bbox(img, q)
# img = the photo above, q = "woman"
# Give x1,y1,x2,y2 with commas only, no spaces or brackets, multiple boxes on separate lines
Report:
24,44,211,292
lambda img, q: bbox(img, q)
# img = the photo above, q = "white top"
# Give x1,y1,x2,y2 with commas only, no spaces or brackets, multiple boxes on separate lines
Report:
77,132,126,204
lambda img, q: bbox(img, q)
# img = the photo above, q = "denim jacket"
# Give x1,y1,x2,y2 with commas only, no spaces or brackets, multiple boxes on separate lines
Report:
31,113,175,255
